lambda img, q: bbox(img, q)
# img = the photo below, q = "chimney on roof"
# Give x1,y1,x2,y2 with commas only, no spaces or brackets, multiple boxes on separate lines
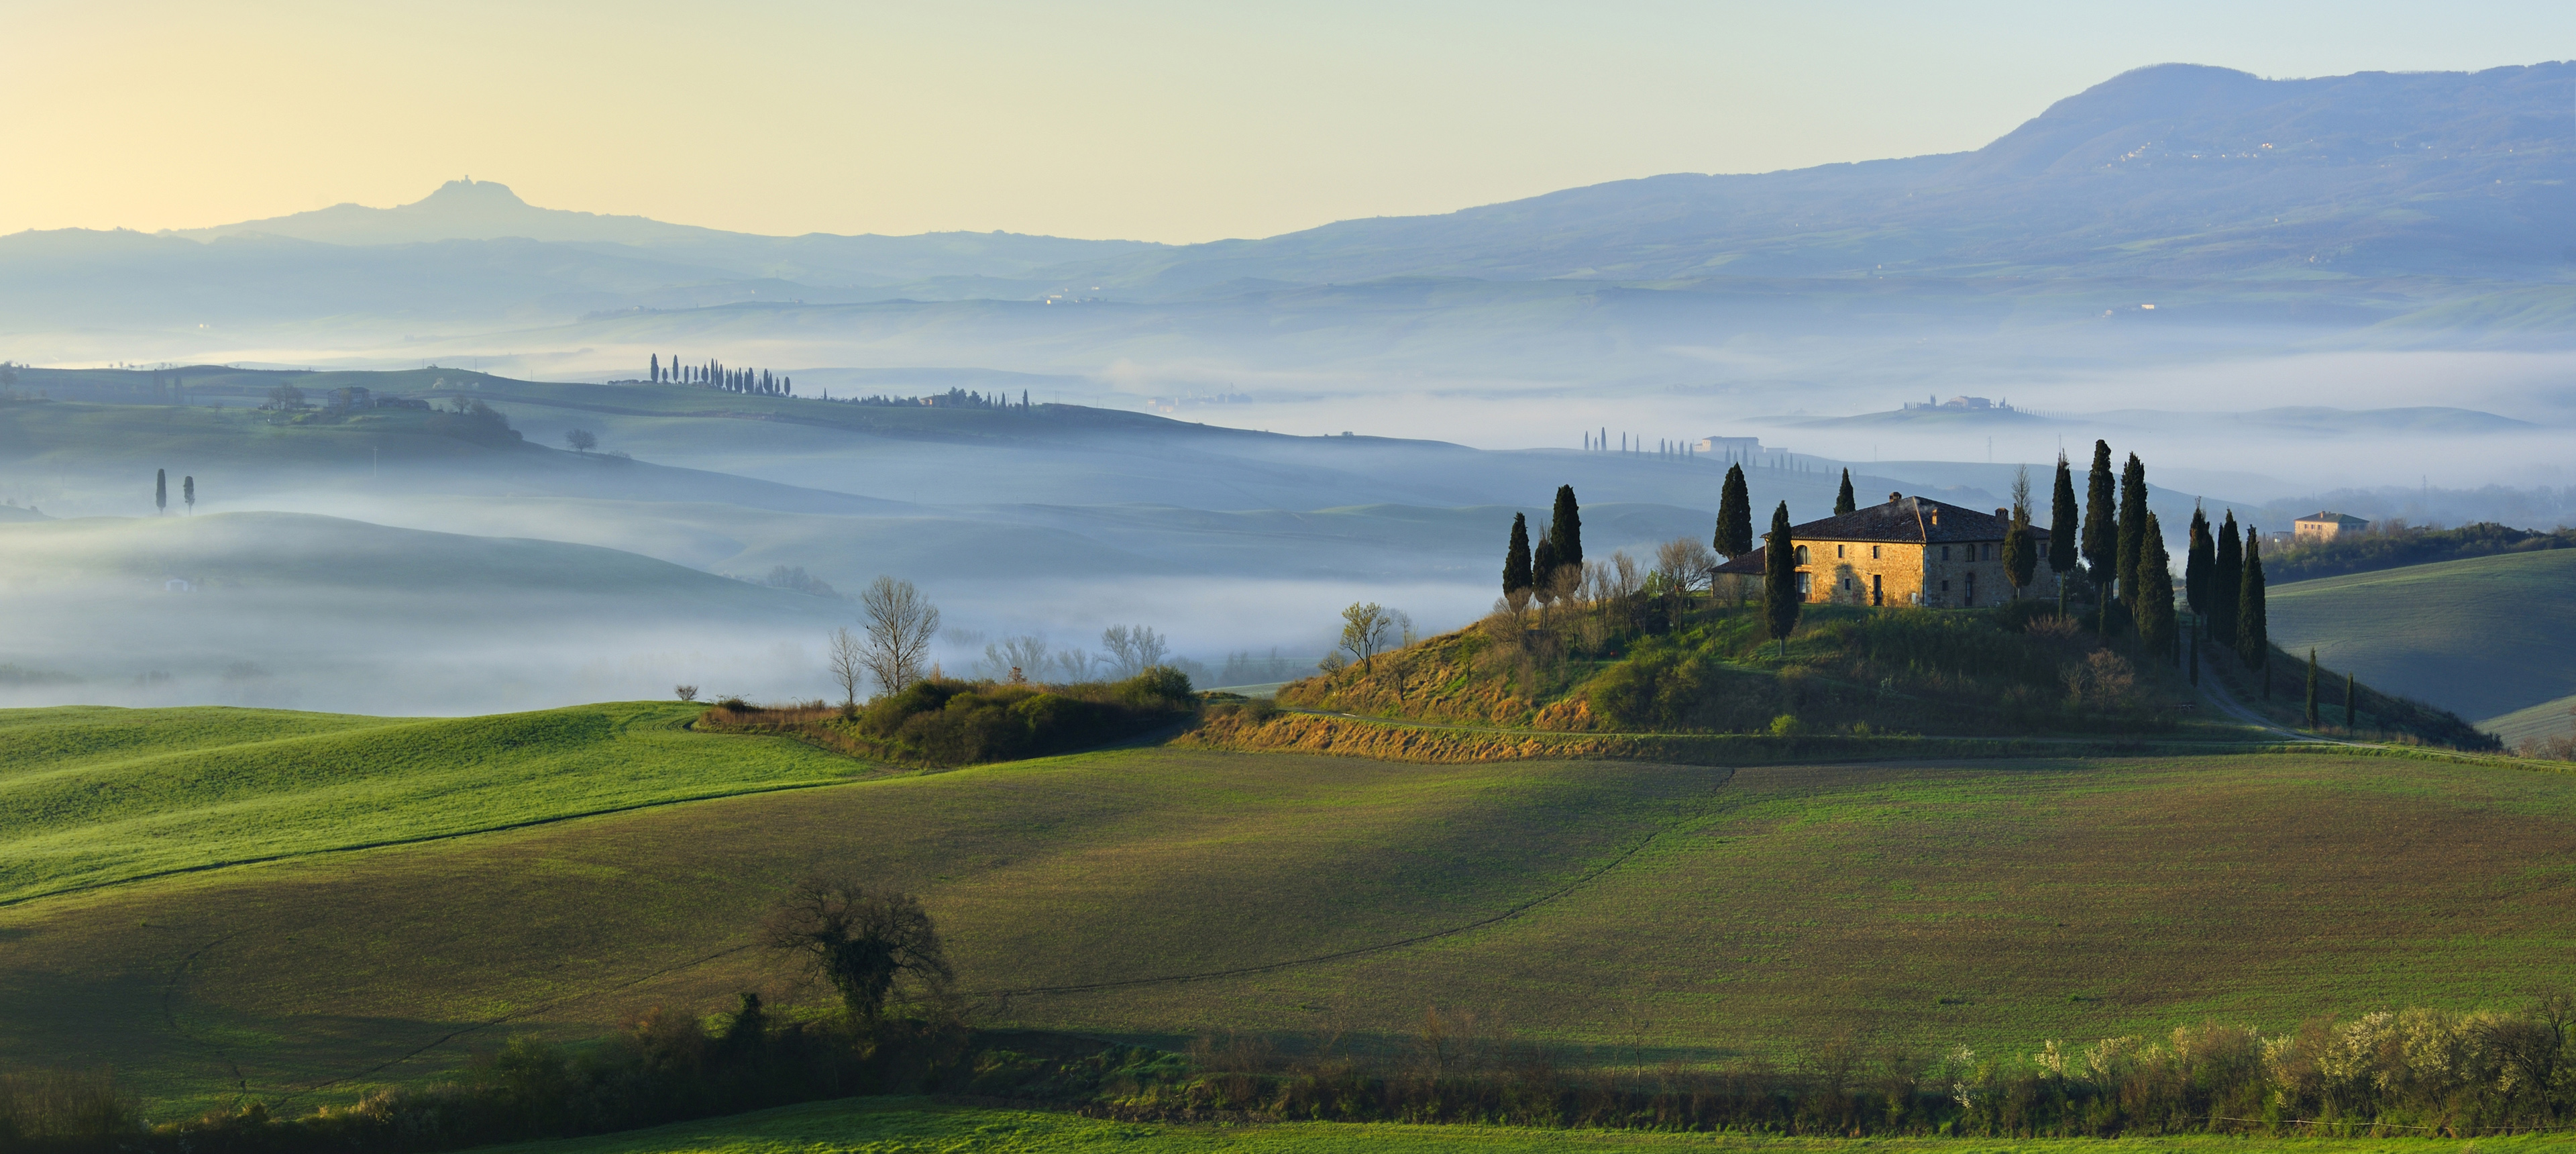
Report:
1996,508,2008,520
1888,492,1902,504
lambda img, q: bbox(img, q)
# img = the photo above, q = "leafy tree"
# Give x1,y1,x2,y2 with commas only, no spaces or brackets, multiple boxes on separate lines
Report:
2081,441,2116,623
1834,468,1856,515
1503,512,1533,597
761,877,953,1021
1531,533,1560,600
2185,505,2213,622
2213,511,2243,647
2239,534,2269,688
154,468,166,515
2049,452,2078,612
2137,513,2176,661
1549,485,1583,570
564,428,598,454
266,383,306,411
858,576,940,696
2115,452,2147,630
182,475,195,515
1714,464,1752,557
1338,602,1395,672
1762,502,1799,658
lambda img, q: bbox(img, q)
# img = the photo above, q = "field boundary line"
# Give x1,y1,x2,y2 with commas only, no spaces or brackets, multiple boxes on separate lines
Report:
965,782,1735,1002
0,778,859,911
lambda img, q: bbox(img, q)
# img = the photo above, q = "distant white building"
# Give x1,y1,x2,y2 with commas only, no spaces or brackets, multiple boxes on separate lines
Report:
1697,435,1762,456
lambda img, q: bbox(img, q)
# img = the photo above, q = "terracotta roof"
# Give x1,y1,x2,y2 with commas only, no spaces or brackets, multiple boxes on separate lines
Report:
1712,494,2047,574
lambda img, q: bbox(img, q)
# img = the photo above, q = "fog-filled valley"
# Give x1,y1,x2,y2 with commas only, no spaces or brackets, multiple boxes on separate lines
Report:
4,61,2575,720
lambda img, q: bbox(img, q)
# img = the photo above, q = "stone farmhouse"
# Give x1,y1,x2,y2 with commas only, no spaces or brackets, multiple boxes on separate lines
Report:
2292,511,2370,543
1712,493,2048,609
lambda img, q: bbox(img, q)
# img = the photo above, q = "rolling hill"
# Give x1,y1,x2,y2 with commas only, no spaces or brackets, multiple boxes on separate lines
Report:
2264,549,2576,727
5,728,2572,1120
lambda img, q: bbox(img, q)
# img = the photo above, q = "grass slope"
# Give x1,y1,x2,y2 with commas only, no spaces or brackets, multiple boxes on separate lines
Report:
2266,549,2576,721
0,701,869,904
10,740,2576,1116
487,1097,2576,1153
2483,692,2576,749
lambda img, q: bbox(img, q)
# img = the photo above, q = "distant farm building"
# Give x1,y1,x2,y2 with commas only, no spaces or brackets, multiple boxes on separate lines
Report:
1696,435,1762,456
2294,511,2371,543
1713,493,2046,609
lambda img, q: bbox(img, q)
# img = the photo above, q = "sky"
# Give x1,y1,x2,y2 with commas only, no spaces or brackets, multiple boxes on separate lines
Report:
5,1,2576,244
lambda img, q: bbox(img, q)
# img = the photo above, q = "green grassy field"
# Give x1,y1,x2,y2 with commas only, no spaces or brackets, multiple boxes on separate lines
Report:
0,701,869,904
2483,692,2576,749
492,1097,2576,1153
2267,549,2576,723
11,722,2576,1118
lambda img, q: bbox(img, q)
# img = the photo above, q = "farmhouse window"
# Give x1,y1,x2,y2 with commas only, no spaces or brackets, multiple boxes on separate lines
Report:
1941,545,1951,560
1871,545,1880,559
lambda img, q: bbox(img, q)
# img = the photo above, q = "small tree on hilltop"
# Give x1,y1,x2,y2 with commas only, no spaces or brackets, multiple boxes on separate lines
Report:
2137,512,2176,662
1503,513,1533,601
2306,648,2321,729
1549,485,1583,570
1715,464,1753,558
1339,601,1395,672
858,576,940,696
2239,533,2269,694
2115,452,2147,633
763,877,953,1022
1834,468,1857,516
2002,466,2037,600
2082,440,2116,628
2213,511,2243,648
564,428,598,454
2049,452,2079,617
1762,502,1799,659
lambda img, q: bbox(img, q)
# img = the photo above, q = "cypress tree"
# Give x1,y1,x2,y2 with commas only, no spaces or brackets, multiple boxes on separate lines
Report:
2049,452,2078,614
2137,513,2176,662
2003,483,2037,599
1550,485,1583,570
2306,649,2320,729
154,468,166,515
1762,502,1799,658
2346,672,2357,729
2239,533,2269,690
1531,533,1560,600
2115,452,2147,633
1715,464,1752,557
1503,513,1533,597
182,475,195,514
2185,505,2212,621
1834,468,1856,515
2212,513,2243,647
2082,440,2116,625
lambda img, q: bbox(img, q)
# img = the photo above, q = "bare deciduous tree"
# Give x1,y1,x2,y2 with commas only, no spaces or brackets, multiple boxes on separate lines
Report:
826,627,865,712
980,634,1053,682
1101,624,1170,678
761,876,953,1022
564,428,598,454
674,684,698,702
1654,537,1715,594
1339,602,1394,672
857,576,940,696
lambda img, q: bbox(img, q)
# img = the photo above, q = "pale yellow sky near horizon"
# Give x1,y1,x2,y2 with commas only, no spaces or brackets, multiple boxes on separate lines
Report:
5,0,2574,244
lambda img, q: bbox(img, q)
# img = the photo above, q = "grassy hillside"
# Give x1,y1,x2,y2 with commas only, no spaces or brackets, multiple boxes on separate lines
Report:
10,735,2576,1115
490,1097,2576,1154
2483,692,2576,752
0,701,869,904
2267,549,2576,721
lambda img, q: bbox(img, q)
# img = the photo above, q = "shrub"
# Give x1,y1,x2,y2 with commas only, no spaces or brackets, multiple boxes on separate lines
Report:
849,667,1197,767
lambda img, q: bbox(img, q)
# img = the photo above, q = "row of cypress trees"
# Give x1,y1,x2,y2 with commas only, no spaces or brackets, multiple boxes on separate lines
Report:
651,355,790,396
1501,485,1585,600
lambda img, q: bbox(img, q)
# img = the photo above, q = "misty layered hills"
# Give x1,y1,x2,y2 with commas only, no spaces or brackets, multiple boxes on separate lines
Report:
9,62,2576,356
1085,62,2576,288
